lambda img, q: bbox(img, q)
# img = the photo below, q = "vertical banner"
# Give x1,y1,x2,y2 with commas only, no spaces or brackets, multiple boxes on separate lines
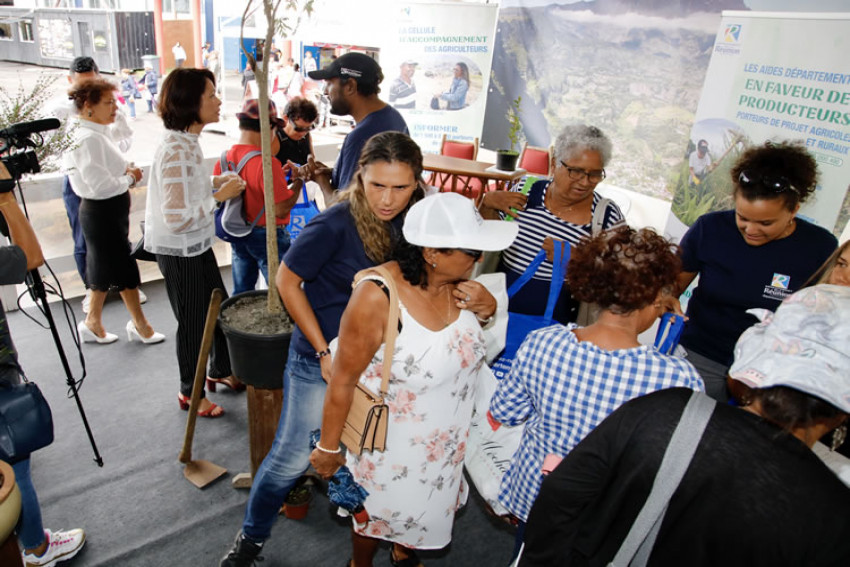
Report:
387,3,499,153
668,11,850,239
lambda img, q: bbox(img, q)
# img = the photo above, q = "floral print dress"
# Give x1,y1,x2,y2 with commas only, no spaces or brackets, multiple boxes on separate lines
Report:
345,277,488,549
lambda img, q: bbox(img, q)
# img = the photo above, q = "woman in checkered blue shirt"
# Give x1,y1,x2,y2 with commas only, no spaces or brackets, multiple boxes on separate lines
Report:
489,226,705,557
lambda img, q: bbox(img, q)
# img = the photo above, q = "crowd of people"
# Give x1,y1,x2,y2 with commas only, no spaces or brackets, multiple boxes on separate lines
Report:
3,50,848,567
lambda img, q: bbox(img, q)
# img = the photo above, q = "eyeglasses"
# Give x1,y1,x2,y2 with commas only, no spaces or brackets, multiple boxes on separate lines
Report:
458,249,483,261
560,161,606,184
738,170,799,196
289,119,316,133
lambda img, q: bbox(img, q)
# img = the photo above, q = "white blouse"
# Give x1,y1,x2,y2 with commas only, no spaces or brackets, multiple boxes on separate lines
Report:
144,130,216,257
63,120,133,200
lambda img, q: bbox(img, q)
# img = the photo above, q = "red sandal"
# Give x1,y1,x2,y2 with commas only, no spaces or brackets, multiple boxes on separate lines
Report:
177,393,225,418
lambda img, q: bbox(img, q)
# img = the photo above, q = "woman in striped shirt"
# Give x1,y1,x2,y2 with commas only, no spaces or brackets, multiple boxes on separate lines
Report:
480,124,624,323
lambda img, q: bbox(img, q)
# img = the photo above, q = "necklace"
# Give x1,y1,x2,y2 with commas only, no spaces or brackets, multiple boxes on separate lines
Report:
422,286,453,329
545,181,583,217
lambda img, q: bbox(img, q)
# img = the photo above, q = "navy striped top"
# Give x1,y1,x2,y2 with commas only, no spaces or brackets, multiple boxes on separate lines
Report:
502,179,624,281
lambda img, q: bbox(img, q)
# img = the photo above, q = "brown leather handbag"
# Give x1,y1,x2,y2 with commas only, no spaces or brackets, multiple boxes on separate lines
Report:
340,265,400,455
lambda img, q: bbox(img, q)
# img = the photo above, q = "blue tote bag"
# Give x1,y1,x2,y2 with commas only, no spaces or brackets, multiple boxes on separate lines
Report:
491,244,569,379
287,184,321,241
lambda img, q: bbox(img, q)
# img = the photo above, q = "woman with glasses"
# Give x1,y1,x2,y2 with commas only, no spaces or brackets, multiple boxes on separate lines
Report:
479,123,624,324
310,192,517,567
274,97,318,167
675,141,837,402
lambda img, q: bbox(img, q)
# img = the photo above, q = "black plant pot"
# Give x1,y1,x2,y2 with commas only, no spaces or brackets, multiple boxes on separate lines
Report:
496,150,519,172
219,290,291,390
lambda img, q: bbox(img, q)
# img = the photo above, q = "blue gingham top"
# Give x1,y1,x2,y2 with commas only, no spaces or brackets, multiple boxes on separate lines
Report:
489,323,704,521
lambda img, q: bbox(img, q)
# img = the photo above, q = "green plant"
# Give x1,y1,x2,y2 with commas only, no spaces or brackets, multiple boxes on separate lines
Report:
0,74,77,174
285,483,312,505
505,95,523,154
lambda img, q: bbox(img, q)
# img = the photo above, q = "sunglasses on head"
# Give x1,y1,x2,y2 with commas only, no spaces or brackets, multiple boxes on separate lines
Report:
738,170,799,196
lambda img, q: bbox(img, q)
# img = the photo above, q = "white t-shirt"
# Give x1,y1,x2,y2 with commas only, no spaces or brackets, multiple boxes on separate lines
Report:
689,150,711,176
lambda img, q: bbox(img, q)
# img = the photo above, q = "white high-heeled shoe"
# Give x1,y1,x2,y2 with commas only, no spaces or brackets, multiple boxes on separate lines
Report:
77,321,118,344
126,321,165,344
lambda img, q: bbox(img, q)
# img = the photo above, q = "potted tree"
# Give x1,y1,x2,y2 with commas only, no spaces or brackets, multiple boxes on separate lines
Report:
218,0,314,391
496,95,523,172
216,0,314,483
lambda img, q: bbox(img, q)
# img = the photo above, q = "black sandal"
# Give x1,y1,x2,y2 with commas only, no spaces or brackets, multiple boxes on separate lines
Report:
390,546,423,567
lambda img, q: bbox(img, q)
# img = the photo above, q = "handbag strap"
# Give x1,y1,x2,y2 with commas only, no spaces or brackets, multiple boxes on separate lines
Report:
609,391,715,567
352,265,400,400
507,243,569,321
591,197,612,236
219,150,266,226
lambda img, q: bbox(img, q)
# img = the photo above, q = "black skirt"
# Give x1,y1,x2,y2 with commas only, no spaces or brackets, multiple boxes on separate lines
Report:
79,192,141,292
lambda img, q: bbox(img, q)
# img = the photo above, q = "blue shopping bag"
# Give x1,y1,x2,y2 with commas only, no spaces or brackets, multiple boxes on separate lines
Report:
287,184,321,241
491,244,569,379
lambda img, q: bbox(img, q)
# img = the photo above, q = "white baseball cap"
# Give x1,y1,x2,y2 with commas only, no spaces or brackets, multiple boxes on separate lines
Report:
402,192,518,251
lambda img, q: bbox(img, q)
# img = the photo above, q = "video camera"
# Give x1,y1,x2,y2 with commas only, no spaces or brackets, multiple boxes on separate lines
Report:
0,118,60,187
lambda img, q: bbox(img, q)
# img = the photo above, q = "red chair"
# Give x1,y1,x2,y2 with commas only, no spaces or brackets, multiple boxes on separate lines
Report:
518,142,553,177
428,134,483,198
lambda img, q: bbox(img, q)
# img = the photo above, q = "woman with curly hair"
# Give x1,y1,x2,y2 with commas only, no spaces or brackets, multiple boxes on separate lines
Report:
489,226,704,557
676,141,837,402
64,78,164,346
221,131,427,566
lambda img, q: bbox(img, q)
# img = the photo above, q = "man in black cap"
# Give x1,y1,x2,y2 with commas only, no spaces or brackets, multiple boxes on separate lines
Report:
299,52,408,204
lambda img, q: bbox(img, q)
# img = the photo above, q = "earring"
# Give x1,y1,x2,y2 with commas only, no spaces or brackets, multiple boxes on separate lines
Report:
88,110,92,117
432,262,437,268
831,424,847,452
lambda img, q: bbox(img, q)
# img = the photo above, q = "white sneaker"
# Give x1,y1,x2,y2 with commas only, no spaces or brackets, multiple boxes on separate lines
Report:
23,528,86,567
81,290,91,314
138,288,147,304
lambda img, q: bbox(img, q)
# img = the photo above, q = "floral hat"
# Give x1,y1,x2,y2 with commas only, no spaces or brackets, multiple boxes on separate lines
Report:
728,284,850,413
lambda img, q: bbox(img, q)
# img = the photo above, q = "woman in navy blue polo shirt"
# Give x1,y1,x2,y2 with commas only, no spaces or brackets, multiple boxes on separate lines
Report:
221,132,426,566
676,141,837,402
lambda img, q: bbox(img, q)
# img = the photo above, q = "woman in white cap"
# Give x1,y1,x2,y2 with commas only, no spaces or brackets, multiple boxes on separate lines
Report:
519,285,850,567
311,192,518,567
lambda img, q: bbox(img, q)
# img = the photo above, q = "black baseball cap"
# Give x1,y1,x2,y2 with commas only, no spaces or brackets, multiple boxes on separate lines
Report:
308,52,382,87
70,56,99,75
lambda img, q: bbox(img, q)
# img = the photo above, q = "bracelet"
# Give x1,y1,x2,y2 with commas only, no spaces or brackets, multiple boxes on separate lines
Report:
476,312,494,325
314,441,341,454
315,347,331,359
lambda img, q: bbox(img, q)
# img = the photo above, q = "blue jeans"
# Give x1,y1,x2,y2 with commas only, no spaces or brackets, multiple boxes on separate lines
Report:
242,345,326,542
230,227,290,296
62,176,87,284
12,458,45,549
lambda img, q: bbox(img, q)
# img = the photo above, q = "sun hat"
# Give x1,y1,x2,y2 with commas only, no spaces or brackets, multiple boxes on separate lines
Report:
307,52,382,86
236,99,285,129
728,284,850,413
402,192,518,252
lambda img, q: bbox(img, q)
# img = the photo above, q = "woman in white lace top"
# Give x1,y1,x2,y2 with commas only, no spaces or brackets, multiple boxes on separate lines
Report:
145,68,246,418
